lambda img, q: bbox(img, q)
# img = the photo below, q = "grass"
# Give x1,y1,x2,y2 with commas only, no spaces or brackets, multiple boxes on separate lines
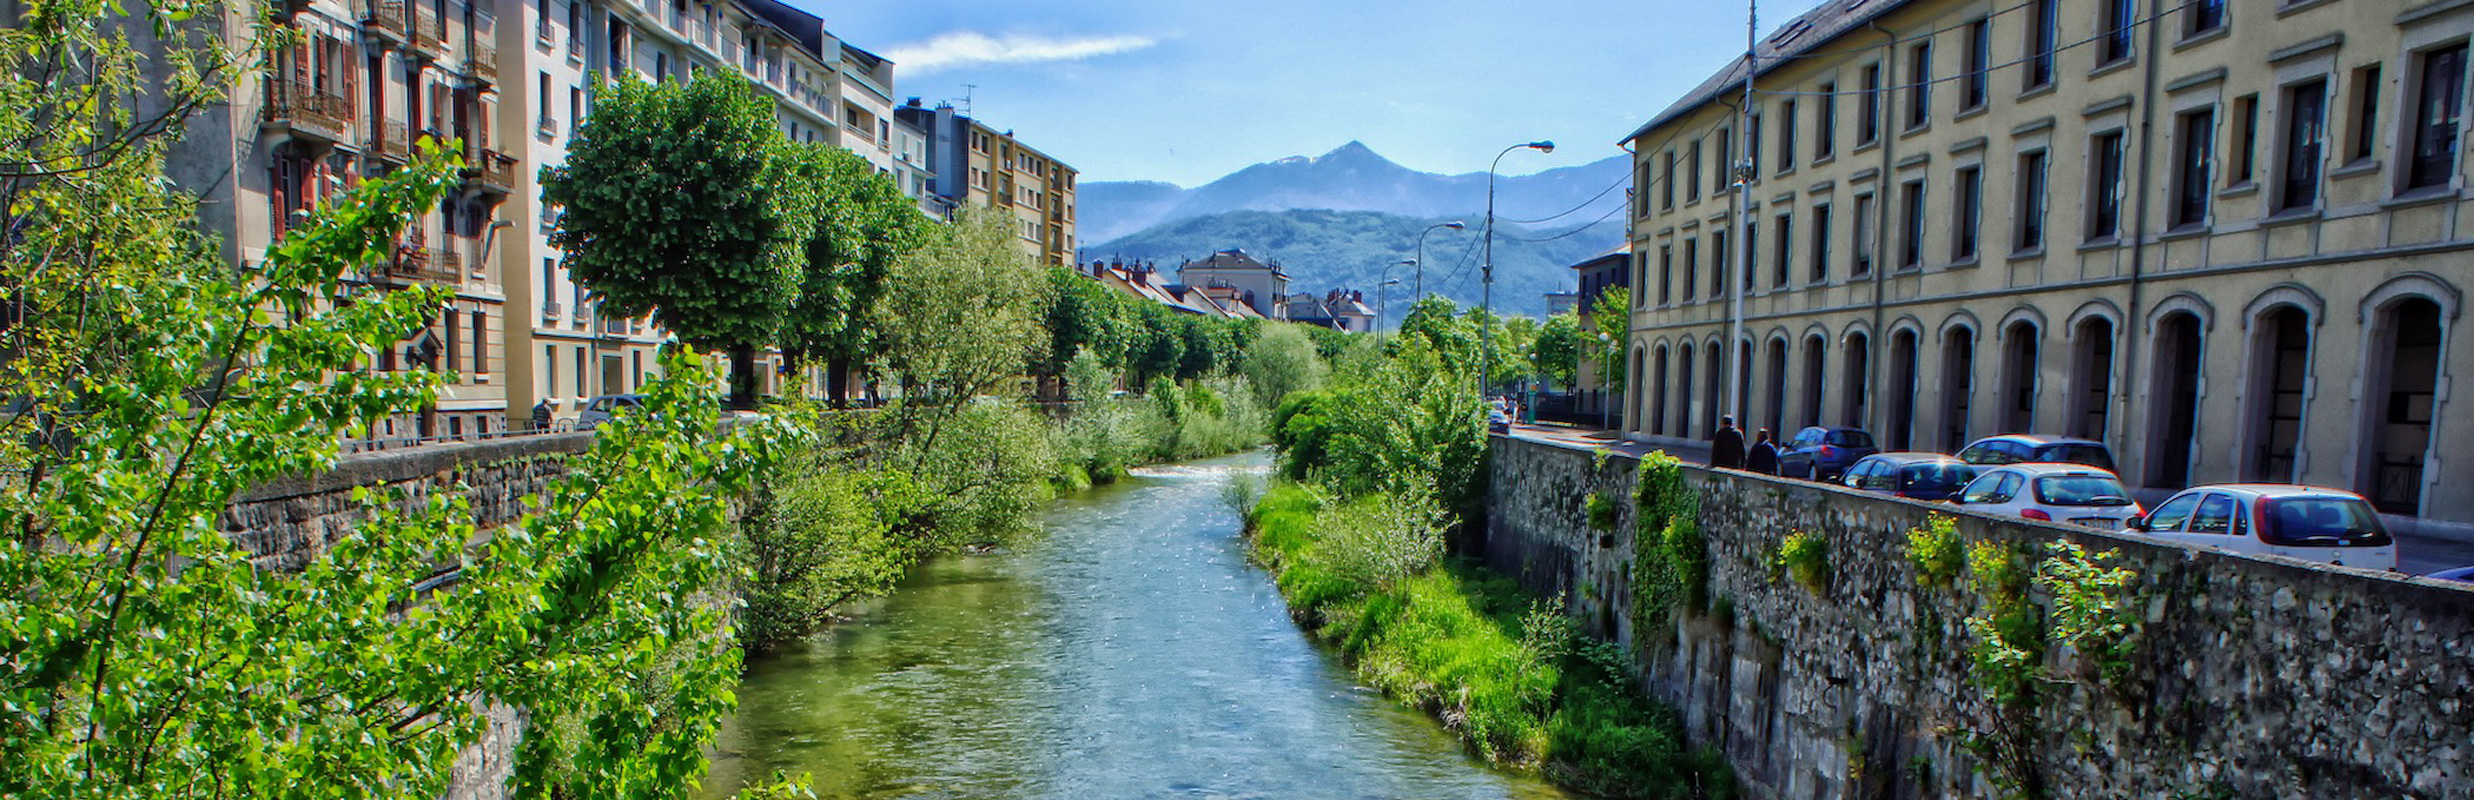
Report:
1246,483,1734,799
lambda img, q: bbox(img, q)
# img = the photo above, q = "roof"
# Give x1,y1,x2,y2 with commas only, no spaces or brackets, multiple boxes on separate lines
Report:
1623,0,1917,145
1181,248,1288,279
2167,484,2372,499
1974,434,2108,446
1569,243,1630,272
734,0,829,57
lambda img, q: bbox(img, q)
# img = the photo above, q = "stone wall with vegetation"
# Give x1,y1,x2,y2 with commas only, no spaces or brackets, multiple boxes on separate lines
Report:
224,433,596,571
1486,435,2474,800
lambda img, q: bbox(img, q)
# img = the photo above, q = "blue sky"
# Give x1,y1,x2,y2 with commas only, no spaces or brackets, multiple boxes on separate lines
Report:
794,0,1832,185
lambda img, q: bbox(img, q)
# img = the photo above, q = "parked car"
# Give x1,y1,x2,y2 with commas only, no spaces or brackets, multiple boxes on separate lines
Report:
1957,434,2119,473
2126,485,2399,571
2427,566,2474,584
574,394,644,431
1779,426,1879,482
1957,463,2144,528
1840,452,1980,501
1487,407,1511,434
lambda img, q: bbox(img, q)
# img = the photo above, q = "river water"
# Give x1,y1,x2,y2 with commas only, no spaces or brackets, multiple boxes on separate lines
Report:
698,452,1569,800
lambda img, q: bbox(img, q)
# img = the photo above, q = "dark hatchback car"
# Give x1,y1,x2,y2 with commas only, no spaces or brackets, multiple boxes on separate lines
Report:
1957,434,2119,473
1841,453,1981,502
1779,427,1879,482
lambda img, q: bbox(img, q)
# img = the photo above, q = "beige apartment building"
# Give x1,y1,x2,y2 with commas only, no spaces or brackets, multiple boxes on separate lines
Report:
898,99,1081,267
1623,0,2474,525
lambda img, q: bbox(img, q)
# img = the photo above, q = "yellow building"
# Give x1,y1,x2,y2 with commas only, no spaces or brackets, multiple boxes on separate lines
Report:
898,100,1080,267
1623,0,2474,525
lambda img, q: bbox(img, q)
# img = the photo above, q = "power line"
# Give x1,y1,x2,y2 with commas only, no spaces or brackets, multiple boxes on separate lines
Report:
1502,203,1628,243
1498,170,1629,225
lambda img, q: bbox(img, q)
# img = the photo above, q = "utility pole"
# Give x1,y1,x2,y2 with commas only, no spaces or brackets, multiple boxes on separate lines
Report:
1484,142,1553,398
1727,0,1758,426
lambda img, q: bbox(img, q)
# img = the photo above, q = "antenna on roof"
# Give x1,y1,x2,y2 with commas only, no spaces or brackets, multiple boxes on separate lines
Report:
960,84,976,116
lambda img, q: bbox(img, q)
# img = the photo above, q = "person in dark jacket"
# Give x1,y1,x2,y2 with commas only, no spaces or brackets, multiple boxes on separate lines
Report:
1746,428,1781,475
1710,415,1747,469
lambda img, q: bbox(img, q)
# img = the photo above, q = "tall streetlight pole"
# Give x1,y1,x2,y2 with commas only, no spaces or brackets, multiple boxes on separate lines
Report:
1414,220,1465,301
1726,0,1758,425
1483,141,1554,398
1377,277,1403,345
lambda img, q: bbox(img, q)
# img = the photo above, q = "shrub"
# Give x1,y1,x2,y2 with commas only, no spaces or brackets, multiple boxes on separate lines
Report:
1587,491,1619,532
1774,530,1829,594
1905,514,1965,587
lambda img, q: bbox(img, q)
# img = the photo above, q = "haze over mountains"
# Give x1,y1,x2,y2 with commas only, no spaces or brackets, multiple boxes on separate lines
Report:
1080,141,1631,243
1080,142,1631,319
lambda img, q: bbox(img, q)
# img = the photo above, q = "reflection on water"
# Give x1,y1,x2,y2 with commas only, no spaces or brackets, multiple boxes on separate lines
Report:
700,451,1569,800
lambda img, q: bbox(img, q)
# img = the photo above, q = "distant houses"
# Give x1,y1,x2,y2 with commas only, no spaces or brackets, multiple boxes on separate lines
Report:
1077,248,1375,331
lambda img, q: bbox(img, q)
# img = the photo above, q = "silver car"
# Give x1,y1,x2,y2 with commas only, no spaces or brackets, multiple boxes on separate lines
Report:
2127,484,2399,571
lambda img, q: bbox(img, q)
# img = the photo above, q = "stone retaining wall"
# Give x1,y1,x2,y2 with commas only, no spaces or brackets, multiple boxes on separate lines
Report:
1486,435,2474,799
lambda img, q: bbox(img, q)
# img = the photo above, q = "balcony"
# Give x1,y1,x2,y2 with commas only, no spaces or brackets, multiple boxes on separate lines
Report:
464,146,516,194
465,43,497,84
381,243,459,284
361,0,408,41
371,119,413,163
262,80,353,144
410,5,445,57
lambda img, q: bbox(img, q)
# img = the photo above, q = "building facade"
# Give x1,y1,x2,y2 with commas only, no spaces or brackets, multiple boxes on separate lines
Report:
1623,0,2474,525
896,99,1081,267
1570,245,1631,422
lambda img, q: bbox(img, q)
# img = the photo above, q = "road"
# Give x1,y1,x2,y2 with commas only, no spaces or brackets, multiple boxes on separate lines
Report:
1502,420,2474,577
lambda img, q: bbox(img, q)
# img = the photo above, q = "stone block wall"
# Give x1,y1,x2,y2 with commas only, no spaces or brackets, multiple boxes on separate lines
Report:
1486,435,2474,799
223,433,595,570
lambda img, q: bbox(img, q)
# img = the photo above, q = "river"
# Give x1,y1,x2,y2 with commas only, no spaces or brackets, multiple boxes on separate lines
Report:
698,452,1569,800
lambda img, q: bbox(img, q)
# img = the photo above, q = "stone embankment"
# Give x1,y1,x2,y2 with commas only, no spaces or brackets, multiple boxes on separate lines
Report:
1487,435,2473,799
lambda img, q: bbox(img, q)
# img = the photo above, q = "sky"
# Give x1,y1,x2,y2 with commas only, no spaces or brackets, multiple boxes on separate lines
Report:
790,0,1833,186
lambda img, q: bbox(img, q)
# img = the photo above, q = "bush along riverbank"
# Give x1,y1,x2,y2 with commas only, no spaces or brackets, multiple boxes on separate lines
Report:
1240,298,1734,799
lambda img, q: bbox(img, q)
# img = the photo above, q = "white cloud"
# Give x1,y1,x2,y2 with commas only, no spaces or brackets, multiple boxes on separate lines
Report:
886,31,1158,74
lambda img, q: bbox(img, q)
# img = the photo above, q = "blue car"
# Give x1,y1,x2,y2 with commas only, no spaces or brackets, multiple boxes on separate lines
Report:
2429,566,2474,583
1779,426,1878,482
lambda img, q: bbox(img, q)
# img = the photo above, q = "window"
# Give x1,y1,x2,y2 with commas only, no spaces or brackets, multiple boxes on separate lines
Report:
2232,93,2260,185
2189,494,2237,534
540,259,556,313
1683,238,1699,302
2173,110,2216,227
2186,0,2226,38
1809,204,1832,283
2279,79,2328,212
2089,131,2126,239
1816,82,1838,158
1687,140,1702,202
1777,99,1798,170
567,0,583,54
1859,64,1882,144
1715,132,1732,194
445,308,461,373
538,72,554,130
2101,0,2134,65
2026,0,2057,90
1963,19,1989,110
1898,179,1926,270
1906,42,1932,129
2349,65,2382,163
2017,150,2048,251
573,346,587,396
471,310,488,376
2145,493,2201,531
1661,150,1677,209
2410,43,2468,190
653,51,668,82
537,0,552,40
544,345,558,399
1658,244,1674,304
1742,221,1757,291
1852,194,1876,276
1773,212,1793,288
1747,114,1763,176
1710,229,1728,296
1953,165,1982,260
569,87,583,132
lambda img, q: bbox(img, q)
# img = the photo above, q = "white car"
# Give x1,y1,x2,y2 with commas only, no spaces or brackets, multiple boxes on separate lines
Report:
1957,463,2143,528
2127,484,2399,571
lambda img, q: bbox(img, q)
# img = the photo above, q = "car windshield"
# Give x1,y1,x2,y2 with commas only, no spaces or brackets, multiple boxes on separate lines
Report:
1899,464,1975,492
2034,475,2133,507
2260,498,2393,547
1826,430,1874,447
2038,444,2116,471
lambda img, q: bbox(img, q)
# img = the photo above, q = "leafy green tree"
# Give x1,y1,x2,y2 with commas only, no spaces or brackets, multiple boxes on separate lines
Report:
1395,296,1479,370
877,208,1050,448
542,72,809,408
1127,302,1188,385
1042,268,1138,378
1243,323,1329,405
1590,287,1631,389
777,144,931,406
1530,311,1583,389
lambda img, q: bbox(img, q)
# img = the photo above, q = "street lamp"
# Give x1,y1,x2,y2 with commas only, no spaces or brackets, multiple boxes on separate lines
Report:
1596,331,1615,431
1414,221,1465,301
1482,140,1553,399
1377,277,1404,345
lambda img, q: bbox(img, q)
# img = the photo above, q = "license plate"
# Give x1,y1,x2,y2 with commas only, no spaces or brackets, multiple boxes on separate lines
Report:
2071,517,2121,528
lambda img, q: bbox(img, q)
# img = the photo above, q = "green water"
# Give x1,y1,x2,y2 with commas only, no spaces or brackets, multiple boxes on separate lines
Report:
698,452,1571,800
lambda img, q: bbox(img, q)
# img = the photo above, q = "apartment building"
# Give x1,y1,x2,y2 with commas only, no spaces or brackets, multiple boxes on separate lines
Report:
1623,0,2474,525
173,0,517,445
897,99,1081,267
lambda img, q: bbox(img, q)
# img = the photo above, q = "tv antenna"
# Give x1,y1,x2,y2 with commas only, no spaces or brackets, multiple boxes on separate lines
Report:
960,84,976,116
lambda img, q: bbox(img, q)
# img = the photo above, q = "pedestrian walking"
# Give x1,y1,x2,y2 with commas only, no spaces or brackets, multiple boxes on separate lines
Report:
1710,415,1747,469
1747,427,1780,475
530,398,552,432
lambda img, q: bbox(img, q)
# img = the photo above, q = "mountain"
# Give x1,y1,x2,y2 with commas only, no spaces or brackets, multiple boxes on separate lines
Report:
1078,141,1632,243
1086,209,1620,319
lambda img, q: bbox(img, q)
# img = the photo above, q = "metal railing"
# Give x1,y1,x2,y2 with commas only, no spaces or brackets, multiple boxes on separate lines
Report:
372,119,413,162
362,0,408,39
466,43,497,82
410,5,445,53
263,79,353,140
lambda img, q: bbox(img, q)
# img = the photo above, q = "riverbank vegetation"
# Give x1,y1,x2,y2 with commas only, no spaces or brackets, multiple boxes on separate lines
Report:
1245,299,1734,799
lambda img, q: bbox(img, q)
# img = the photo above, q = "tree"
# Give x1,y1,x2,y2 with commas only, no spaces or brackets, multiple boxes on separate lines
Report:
777,144,930,406
1242,323,1329,405
1041,268,1137,380
541,72,808,408
1531,310,1584,390
1590,287,1631,389
1127,302,1188,385
876,208,1050,448
1394,296,1478,370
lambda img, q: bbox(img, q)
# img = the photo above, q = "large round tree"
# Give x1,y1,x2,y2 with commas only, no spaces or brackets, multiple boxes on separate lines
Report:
776,143,930,407
541,72,808,408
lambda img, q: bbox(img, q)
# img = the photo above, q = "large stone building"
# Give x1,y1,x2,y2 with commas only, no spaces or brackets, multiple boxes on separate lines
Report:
897,98,1081,267
1622,0,2473,525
